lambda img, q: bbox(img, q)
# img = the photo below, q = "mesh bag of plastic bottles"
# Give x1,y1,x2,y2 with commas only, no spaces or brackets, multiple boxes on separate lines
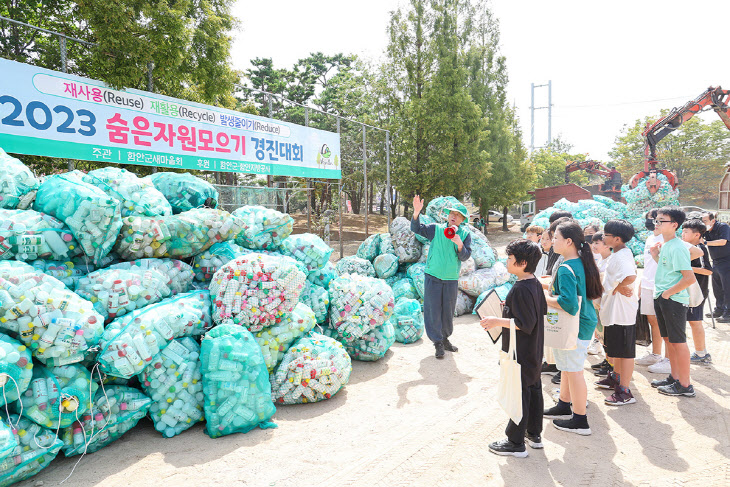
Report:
328,274,395,344
270,332,352,404
635,229,652,243
254,303,317,372
384,270,407,288
98,291,211,379
374,253,399,279
460,257,476,277
470,233,497,269
17,364,97,429
356,234,381,261
626,237,645,257
115,208,244,260
591,195,614,207
413,215,436,244
141,338,203,438
389,217,422,263
299,281,329,324
553,198,580,214
306,261,335,288
391,278,418,302
622,173,680,215
83,167,172,218
378,233,396,256
0,335,32,406
454,291,475,317
583,204,622,222
425,196,462,224
109,258,194,294
458,262,510,297
280,233,334,272
472,282,514,313
232,206,294,250
388,298,424,344
60,385,152,456
29,260,93,291
0,209,83,262
406,263,426,298
0,415,62,487
146,172,219,213
0,262,104,366
33,171,123,264
201,323,277,438
0,419,16,460
324,320,395,361
0,149,39,210
192,241,253,282
335,256,375,277
418,243,430,263
210,253,306,333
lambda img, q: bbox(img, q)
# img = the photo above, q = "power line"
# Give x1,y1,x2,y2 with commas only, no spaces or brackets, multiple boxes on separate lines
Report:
557,95,694,109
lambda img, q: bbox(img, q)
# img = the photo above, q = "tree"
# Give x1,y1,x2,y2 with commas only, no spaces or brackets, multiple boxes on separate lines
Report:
530,136,589,189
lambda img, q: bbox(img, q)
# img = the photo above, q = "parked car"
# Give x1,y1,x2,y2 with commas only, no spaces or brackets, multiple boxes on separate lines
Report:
487,210,513,223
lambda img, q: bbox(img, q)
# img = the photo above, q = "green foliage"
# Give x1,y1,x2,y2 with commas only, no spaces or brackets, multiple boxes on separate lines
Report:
529,137,589,189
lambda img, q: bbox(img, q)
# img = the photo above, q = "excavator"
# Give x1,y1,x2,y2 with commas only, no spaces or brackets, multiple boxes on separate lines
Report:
565,160,623,195
628,86,730,194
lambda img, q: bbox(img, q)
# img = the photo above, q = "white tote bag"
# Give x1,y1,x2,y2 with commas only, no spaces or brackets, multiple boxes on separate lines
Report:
497,318,522,425
544,264,581,350
687,281,704,308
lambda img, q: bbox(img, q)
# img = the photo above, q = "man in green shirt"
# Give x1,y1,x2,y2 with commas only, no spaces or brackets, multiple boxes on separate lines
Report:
411,195,473,358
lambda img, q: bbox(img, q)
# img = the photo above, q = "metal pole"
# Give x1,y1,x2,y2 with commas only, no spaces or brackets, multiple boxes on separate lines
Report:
337,117,343,259
148,62,157,174
386,131,391,229
530,83,535,152
548,80,552,145
59,36,67,73
267,94,273,188
305,107,312,233
363,125,368,238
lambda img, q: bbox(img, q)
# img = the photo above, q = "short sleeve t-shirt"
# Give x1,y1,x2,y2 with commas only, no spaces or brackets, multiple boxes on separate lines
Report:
692,243,713,297
704,221,730,262
642,233,664,290
501,278,546,384
599,248,638,326
551,258,598,340
654,237,692,304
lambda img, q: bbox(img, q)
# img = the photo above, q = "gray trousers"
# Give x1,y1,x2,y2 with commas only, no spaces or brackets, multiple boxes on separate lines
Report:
423,274,459,343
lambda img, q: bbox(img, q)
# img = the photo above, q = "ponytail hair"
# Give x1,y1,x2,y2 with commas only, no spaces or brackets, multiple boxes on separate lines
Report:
556,221,603,300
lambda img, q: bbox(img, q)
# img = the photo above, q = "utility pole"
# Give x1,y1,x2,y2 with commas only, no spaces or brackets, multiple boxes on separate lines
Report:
530,80,553,152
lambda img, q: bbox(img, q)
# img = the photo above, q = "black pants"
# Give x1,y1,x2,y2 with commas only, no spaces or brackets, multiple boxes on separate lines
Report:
711,259,730,315
506,376,543,445
423,274,458,343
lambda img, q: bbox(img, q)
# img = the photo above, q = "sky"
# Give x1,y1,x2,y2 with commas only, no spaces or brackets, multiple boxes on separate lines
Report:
230,0,730,162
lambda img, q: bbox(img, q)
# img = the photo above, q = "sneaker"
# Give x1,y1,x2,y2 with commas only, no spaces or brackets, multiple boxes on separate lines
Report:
551,389,561,403
593,362,613,377
658,381,696,397
488,438,528,458
541,362,559,375
651,374,676,388
551,371,561,384
553,416,592,436
648,357,671,374
635,352,664,366
587,339,602,355
442,338,458,352
591,359,609,370
595,373,618,390
706,309,723,318
690,352,712,365
525,433,544,449
605,388,636,406
718,315,730,323
434,341,445,359
543,401,572,420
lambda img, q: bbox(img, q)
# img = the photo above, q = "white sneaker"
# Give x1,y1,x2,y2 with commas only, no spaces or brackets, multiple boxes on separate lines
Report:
648,357,671,374
636,352,663,366
587,339,602,355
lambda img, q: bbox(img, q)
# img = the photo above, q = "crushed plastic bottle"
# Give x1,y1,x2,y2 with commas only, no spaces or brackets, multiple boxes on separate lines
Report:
232,206,294,250
388,298,424,344
253,302,317,372
201,323,277,438
0,334,32,406
334,256,375,277
328,274,395,344
299,281,329,324
279,233,334,272
29,260,94,291
146,172,219,214
270,332,352,404
0,414,62,487
83,167,172,218
374,253,399,279
0,209,83,262
0,148,39,210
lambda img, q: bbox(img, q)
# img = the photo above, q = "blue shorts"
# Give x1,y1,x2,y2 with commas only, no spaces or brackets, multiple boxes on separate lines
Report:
553,339,591,372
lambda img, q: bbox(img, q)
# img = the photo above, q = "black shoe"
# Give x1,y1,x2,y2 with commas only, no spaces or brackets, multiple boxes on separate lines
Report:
488,438,527,458
553,416,592,436
591,359,609,370
525,433,544,449
541,362,559,375
543,401,572,420
651,374,676,388
594,363,613,377
443,338,458,352
658,381,696,397
434,341,445,359
717,315,730,323
551,371,561,384
706,309,723,318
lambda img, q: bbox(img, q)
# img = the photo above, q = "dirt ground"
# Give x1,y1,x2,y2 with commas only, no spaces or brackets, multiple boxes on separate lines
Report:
21,223,730,487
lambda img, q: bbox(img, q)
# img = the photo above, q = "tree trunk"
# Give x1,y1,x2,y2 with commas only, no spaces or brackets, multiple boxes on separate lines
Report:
502,207,509,232
390,188,398,219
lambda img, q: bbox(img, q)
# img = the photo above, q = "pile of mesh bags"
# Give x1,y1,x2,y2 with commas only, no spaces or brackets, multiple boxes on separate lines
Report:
335,256,375,277
146,172,218,213
232,206,294,250
468,231,497,269
141,338,204,438
253,303,316,372
299,281,329,324
280,233,333,273
33,171,123,263
454,291,475,316
29,260,94,291
622,173,680,214
458,262,510,297
210,253,306,331
270,332,352,404
0,419,15,459
192,242,252,282
390,217,421,263
0,209,82,262
391,278,418,302
17,364,97,429
0,261,104,365
356,234,380,260
0,415,62,486
0,334,32,406
201,324,277,438
0,149,39,210
83,167,172,218
406,263,426,299
115,208,244,260
460,257,476,276
388,298,424,344
307,261,336,288
97,291,212,378
61,386,152,455
374,253,399,279
379,233,396,256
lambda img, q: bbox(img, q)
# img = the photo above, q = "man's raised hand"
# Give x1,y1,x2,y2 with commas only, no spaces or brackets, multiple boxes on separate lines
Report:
413,195,424,217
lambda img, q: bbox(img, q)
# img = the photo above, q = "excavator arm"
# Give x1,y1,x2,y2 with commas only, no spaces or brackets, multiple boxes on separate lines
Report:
565,160,622,194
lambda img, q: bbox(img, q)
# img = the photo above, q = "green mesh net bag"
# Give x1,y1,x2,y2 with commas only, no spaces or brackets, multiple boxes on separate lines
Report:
192,241,253,282
146,172,219,213
356,234,380,261
0,149,39,210
388,298,424,344
232,206,294,251
328,274,395,344
406,263,426,299
390,217,421,263
391,278,418,302
323,321,396,362
374,253,399,279
253,303,317,373
83,167,172,218
335,256,375,277
307,261,335,288
0,334,32,406
0,209,83,262
299,281,329,324
280,233,334,272
0,415,62,487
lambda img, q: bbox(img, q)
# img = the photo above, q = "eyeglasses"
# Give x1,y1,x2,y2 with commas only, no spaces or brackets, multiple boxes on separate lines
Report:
654,219,673,225
603,233,615,238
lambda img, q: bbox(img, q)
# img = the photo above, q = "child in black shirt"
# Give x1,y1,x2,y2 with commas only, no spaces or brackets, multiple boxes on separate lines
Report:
480,239,547,457
682,219,714,364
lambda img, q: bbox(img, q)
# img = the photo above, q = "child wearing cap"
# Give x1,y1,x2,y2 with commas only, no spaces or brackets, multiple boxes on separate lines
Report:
411,195,473,359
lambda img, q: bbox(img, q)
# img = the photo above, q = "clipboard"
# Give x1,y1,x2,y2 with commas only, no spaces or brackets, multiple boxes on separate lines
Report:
475,289,504,344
